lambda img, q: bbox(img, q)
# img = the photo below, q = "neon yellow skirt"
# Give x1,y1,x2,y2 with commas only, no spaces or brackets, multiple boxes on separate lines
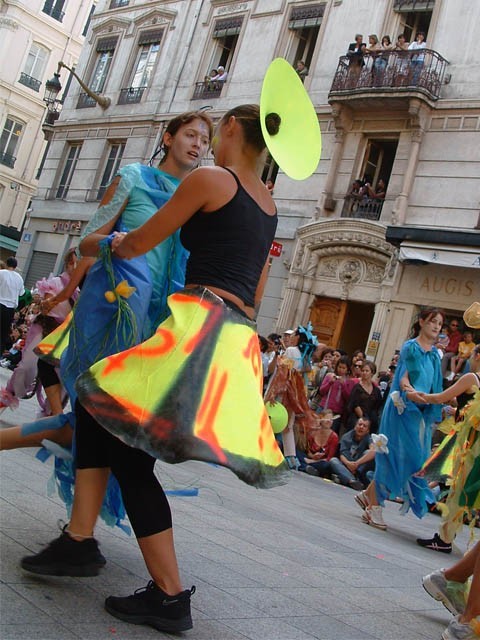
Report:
76,287,289,488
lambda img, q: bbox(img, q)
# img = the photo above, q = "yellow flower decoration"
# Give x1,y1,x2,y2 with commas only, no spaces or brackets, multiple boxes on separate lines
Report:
469,617,480,637
104,280,136,303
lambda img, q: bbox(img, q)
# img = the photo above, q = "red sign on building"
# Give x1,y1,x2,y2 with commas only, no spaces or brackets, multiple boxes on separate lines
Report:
270,241,283,257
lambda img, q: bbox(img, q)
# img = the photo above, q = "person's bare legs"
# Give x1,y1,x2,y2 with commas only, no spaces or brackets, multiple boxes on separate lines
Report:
44,383,64,416
365,480,379,505
67,468,110,539
0,422,72,450
443,542,480,624
138,529,183,595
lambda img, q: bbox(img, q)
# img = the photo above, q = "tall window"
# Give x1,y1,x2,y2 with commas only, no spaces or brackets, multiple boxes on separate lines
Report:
209,17,243,73
42,0,66,22
56,143,82,199
132,31,163,88
90,37,117,92
0,117,23,168
394,0,434,41
287,4,325,69
97,142,125,200
360,139,399,186
20,43,49,92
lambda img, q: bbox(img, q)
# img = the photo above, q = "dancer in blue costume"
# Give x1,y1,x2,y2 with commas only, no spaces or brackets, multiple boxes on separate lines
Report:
2,112,212,532
354,307,444,530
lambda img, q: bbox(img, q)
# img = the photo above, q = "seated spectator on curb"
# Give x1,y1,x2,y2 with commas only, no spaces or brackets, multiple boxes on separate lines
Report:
295,60,309,82
300,409,339,476
450,330,476,376
328,417,375,490
442,319,464,379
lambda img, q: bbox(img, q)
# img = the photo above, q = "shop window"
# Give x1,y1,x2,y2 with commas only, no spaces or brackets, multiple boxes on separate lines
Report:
286,3,325,70
96,142,125,200
394,1,434,42
19,43,48,92
55,143,82,199
0,117,24,169
25,251,58,289
42,0,66,22
119,30,163,104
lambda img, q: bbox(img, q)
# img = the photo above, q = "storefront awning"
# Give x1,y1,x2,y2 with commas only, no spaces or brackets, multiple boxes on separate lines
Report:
0,234,19,251
399,242,480,269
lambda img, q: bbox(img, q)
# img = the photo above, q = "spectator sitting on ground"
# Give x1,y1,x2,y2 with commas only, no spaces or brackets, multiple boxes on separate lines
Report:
450,330,476,376
300,409,339,476
0,325,26,370
328,416,375,490
442,318,464,380
295,60,309,82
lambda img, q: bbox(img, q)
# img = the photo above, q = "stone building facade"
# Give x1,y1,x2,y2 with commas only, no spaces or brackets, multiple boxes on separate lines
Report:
15,0,480,370
0,0,95,258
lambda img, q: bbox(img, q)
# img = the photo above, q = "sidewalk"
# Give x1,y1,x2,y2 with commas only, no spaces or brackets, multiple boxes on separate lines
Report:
0,367,473,640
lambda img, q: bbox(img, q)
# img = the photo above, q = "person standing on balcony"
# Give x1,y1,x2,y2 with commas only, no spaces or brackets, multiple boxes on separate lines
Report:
408,31,427,84
295,60,309,82
394,33,410,81
346,34,366,87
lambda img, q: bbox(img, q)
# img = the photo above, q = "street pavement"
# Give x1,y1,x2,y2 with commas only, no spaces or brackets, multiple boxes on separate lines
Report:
0,367,475,640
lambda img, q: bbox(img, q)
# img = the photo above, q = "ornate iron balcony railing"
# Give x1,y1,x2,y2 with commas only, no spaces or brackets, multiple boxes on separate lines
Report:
77,92,97,109
118,86,146,104
341,195,384,221
330,49,448,101
0,151,16,168
19,73,42,92
192,80,225,100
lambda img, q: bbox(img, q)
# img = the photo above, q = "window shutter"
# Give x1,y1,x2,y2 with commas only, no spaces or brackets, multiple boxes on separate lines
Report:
289,3,325,29
25,251,58,289
393,0,435,11
138,29,164,45
213,17,243,38
96,37,118,52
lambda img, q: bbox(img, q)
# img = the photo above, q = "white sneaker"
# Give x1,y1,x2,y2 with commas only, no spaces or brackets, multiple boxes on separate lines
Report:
422,569,466,615
362,505,387,530
446,371,455,381
442,616,479,640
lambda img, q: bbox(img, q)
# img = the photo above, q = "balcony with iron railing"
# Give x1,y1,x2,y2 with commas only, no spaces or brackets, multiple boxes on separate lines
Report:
19,73,42,92
192,80,225,100
341,195,385,221
329,49,448,107
77,92,97,109
0,152,17,168
118,86,146,105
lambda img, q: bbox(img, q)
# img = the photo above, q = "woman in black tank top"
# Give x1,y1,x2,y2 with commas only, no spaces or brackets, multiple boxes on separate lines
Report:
71,105,290,632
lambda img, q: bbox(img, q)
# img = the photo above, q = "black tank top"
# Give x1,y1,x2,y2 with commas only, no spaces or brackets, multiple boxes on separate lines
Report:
180,168,277,308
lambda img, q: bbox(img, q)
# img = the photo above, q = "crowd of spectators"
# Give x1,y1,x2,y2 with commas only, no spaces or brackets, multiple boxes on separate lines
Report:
345,30,429,88
259,317,478,493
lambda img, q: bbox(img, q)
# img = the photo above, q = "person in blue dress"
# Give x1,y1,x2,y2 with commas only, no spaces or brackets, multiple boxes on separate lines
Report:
3,112,212,532
354,307,444,530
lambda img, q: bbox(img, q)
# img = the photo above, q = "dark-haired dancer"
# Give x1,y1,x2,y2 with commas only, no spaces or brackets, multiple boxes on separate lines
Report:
355,308,444,530
22,105,288,633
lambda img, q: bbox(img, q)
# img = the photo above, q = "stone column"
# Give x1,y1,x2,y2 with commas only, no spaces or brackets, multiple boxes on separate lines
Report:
365,301,390,362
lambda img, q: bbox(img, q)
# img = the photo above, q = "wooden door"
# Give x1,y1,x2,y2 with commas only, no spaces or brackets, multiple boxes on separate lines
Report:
309,297,347,347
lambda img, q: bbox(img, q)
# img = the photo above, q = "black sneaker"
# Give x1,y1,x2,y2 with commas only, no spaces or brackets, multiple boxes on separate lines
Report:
105,581,195,633
416,533,452,554
305,465,320,477
21,529,106,576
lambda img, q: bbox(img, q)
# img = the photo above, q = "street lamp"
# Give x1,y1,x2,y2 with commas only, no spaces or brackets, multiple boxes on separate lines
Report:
43,61,111,110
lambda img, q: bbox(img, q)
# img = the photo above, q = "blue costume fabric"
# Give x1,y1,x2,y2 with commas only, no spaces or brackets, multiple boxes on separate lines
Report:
36,163,185,532
374,338,443,518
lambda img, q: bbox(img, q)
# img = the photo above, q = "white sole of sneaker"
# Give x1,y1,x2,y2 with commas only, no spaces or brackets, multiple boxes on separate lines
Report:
422,576,460,615
361,512,387,531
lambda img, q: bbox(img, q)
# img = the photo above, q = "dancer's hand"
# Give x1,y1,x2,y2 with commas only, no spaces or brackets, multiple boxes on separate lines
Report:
407,390,427,404
111,232,127,255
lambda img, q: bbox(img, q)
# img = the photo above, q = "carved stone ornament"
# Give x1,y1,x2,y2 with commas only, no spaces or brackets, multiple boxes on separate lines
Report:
364,262,385,283
317,258,340,278
339,259,362,284
0,17,19,30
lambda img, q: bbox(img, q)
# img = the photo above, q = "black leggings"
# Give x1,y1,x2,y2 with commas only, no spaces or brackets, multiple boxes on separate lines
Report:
37,358,60,389
75,401,172,538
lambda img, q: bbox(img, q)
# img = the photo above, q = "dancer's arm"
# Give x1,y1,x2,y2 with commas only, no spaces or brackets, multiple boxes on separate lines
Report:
41,257,94,313
113,168,220,259
80,177,129,257
414,372,478,404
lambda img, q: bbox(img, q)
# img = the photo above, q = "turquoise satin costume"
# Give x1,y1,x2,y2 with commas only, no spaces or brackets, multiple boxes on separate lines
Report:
374,338,443,518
